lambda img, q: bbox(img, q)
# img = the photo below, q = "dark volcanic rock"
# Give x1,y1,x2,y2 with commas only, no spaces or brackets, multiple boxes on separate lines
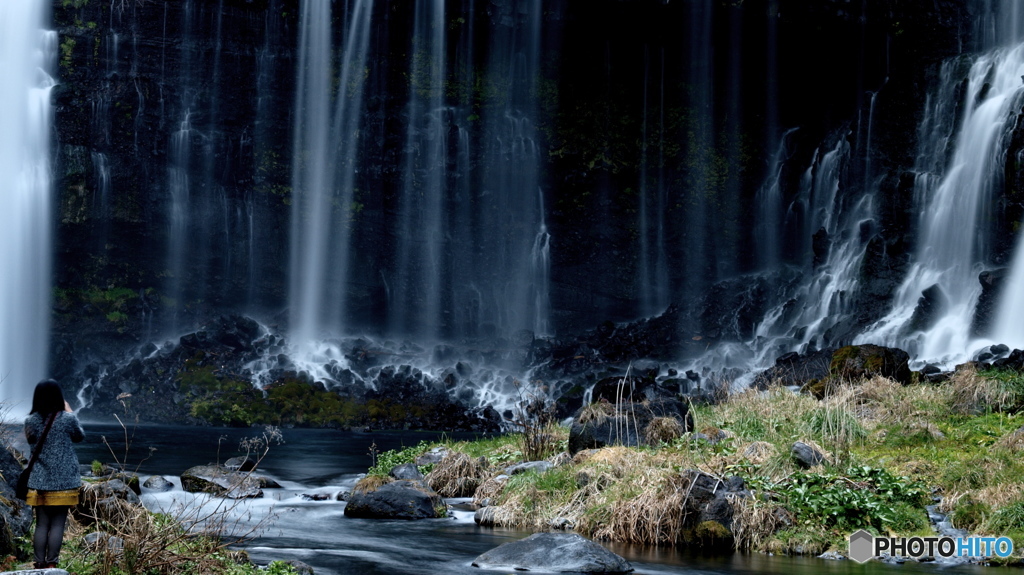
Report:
389,463,424,481
754,348,835,389
568,399,693,454
829,344,912,385
472,533,633,573
143,475,175,492
343,480,445,520
791,441,828,468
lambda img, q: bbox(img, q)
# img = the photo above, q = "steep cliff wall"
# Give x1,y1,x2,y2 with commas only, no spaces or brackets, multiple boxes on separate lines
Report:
49,0,975,378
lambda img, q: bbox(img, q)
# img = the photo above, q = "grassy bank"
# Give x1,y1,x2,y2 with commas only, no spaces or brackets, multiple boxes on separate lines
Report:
368,367,1024,563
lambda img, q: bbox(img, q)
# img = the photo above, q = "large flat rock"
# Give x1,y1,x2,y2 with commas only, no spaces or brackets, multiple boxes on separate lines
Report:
472,533,633,573
343,480,445,520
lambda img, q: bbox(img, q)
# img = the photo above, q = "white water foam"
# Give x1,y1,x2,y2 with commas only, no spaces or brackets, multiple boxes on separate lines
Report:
858,43,1024,367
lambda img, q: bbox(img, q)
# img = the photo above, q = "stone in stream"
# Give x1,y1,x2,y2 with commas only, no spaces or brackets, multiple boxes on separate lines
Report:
180,465,263,499
471,533,633,573
142,475,175,492
343,480,445,520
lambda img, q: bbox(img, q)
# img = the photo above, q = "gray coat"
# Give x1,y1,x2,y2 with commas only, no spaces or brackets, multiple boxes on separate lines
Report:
24,411,85,492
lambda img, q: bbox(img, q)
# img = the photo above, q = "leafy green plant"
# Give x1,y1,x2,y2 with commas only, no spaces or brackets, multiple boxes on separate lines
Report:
367,441,436,477
749,466,928,533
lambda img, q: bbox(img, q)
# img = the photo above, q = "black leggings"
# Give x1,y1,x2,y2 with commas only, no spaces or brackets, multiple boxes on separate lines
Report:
33,505,69,565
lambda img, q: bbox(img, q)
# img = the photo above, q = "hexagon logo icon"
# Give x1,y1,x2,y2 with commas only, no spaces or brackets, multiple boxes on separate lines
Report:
849,530,875,563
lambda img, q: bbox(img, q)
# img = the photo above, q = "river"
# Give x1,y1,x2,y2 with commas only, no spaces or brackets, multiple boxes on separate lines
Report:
71,423,1008,575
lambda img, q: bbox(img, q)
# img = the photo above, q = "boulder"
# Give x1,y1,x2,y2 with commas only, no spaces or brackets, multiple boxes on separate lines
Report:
993,348,1024,370
828,345,911,385
389,463,423,481
753,348,834,389
791,441,828,468
672,470,750,547
0,447,22,492
343,480,445,520
76,479,144,524
504,461,552,475
84,531,125,552
568,399,692,454
180,465,263,499
415,446,448,466
224,456,256,472
142,475,175,492
281,560,314,575
471,533,633,573
0,454,31,543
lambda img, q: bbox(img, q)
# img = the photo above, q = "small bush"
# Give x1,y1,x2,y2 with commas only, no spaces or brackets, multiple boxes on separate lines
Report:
950,500,990,531
644,417,685,445
425,452,489,497
366,441,434,477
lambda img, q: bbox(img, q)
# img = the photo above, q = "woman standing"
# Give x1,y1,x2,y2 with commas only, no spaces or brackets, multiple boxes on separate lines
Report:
23,379,85,569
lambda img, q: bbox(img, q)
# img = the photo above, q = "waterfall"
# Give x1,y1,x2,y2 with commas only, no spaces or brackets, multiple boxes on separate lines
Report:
857,44,1024,365
392,0,448,338
386,0,548,340
638,47,670,317
532,188,551,337
0,0,55,411
289,0,374,344
754,128,799,272
166,111,192,328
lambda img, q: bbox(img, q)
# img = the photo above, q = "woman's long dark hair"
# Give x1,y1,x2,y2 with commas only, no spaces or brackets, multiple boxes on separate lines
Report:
30,379,65,415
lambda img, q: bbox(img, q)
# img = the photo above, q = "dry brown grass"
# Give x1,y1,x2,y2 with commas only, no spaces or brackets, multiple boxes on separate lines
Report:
585,446,648,475
993,426,1024,451
975,483,1024,510
576,401,615,425
643,416,685,445
425,452,488,497
353,474,392,494
591,473,687,544
730,495,787,551
949,364,1009,415
741,441,776,465
472,475,509,506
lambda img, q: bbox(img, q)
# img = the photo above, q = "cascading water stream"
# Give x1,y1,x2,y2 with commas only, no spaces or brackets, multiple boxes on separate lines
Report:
681,132,875,387
857,43,1024,365
0,0,56,412
289,0,374,349
392,0,448,339
754,128,799,272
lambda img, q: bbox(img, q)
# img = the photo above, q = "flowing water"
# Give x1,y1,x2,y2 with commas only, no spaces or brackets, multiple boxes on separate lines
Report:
857,41,1024,366
0,0,56,415
67,424,1003,575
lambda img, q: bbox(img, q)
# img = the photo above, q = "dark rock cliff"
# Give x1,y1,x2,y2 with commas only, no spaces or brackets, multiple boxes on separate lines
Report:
49,0,978,382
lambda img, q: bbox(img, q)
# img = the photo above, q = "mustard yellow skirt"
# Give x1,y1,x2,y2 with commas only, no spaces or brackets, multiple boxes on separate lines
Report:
26,488,80,507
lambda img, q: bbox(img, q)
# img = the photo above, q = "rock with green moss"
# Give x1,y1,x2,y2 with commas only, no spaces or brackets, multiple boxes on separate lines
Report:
828,344,912,385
